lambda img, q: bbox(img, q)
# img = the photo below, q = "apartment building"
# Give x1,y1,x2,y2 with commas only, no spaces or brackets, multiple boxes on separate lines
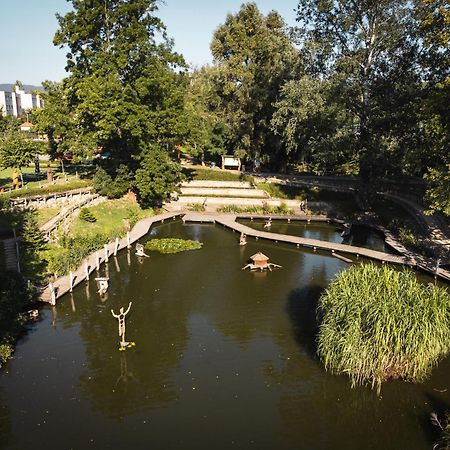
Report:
0,84,43,117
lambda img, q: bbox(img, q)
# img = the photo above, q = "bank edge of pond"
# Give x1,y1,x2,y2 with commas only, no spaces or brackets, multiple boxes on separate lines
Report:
41,211,450,305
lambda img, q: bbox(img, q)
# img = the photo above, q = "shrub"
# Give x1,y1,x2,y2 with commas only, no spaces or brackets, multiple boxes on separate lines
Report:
317,263,450,392
93,165,131,199
0,271,34,368
79,208,96,222
45,232,110,275
145,238,202,254
217,204,293,215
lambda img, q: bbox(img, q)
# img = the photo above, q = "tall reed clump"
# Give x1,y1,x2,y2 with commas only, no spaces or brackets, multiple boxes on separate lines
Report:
317,263,450,393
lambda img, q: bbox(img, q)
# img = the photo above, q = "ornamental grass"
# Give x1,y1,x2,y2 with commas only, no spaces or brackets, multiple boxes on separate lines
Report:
317,263,450,393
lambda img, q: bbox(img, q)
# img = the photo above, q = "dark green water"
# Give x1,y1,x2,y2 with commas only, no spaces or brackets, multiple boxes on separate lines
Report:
0,221,449,450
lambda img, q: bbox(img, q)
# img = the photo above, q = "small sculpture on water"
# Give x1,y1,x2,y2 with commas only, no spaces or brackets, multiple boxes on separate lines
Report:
96,277,109,295
135,243,149,257
263,217,272,229
239,232,247,246
111,302,135,350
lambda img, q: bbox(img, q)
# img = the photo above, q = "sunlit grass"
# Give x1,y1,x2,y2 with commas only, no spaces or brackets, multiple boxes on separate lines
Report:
35,207,60,227
317,263,450,393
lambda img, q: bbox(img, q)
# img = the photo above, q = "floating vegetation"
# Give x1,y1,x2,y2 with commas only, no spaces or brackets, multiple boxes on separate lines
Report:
317,263,450,393
145,238,203,254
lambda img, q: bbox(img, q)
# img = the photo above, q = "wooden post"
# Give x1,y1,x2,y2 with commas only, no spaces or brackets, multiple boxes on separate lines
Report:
104,244,109,262
85,261,90,280
127,231,131,249
114,237,119,256
96,252,100,271
69,271,74,292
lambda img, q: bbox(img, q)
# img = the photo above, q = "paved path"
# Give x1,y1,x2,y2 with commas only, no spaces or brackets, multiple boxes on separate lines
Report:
40,211,181,303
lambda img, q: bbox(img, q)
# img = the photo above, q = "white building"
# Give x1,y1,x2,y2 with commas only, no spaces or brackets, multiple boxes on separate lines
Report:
0,84,43,117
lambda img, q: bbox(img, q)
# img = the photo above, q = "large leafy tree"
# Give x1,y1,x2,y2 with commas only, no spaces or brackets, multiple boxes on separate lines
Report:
183,66,228,163
414,0,450,214
210,3,301,170
51,0,186,202
295,0,420,183
271,75,356,174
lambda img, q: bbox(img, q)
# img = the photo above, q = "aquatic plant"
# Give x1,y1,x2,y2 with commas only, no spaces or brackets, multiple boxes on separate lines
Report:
145,238,203,254
317,263,450,392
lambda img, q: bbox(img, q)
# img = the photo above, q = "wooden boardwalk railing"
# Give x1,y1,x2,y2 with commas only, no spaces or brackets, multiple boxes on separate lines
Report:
40,211,181,303
41,211,449,304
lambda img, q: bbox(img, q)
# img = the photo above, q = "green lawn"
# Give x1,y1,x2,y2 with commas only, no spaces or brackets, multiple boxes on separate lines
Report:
42,198,154,276
70,198,154,238
183,166,254,183
36,207,61,227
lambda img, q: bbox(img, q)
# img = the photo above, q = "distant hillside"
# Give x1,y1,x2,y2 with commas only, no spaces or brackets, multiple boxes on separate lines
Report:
0,84,44,93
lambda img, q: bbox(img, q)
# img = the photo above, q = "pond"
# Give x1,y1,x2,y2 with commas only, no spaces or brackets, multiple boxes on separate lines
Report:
0,220,448,450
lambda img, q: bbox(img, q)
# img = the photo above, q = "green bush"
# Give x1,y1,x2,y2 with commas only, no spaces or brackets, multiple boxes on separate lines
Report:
0,271,34,368
317,263,450,392
93,165,132,199
79,208,97,222
145,238,203,254
45,232,109,275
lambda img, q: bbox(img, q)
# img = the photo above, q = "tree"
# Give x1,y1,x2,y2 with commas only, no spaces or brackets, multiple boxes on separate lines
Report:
414,0,450,214
52,0,186,204
134,144,183,205
295,0,419,183
183,66,228,163
53,0,186,162
210,3,301,170
0,130,44,187
33,80,83,161
271,76,356,173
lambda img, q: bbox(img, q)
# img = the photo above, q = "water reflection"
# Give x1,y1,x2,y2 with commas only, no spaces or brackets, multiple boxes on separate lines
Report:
0,221,448,450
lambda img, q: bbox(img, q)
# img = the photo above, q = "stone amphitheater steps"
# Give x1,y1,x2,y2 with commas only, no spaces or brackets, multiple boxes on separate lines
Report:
174,180,298,210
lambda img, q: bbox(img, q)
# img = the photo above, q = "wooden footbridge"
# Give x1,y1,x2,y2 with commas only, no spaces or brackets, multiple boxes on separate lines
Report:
183,213,450,282
41,211,449,304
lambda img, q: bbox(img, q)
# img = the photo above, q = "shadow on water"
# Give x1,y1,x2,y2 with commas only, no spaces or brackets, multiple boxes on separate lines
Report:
286,285,324,360
421,392,450,447
0,388,13,450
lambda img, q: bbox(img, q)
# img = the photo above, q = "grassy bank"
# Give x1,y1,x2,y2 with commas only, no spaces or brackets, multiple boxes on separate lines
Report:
43,198,153,276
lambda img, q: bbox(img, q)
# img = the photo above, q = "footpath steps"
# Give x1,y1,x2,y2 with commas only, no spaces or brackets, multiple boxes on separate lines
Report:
2,238,19,272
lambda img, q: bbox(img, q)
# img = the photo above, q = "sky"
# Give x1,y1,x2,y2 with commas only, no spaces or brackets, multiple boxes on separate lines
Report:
0,0,298,86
